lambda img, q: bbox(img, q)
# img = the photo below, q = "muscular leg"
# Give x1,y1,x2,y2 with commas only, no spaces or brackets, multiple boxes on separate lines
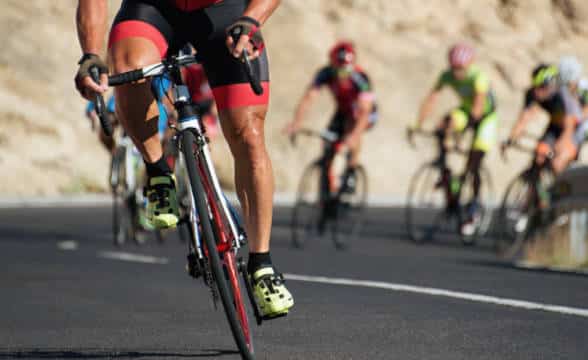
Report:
109,38,163,163
435,115,452,167
219,105,273,253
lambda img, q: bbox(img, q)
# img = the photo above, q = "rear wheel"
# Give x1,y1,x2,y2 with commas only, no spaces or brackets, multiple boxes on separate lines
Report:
180,131,254,359
291,162,323,249
332,165,368,250
406,163,449,244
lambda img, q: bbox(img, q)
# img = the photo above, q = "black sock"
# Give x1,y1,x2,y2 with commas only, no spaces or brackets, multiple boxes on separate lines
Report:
247,252,272,273
145,156,172,178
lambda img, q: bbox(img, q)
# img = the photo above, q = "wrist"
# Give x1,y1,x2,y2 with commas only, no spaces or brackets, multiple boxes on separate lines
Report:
78,53,100,65
238,16,260,27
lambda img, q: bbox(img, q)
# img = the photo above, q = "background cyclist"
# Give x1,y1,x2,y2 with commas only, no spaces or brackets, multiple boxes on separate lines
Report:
504,61,582,176
413,43,498,235
284,41,377,189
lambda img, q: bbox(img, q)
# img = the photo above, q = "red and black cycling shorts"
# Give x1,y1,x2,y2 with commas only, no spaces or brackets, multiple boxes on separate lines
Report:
108,0,269,111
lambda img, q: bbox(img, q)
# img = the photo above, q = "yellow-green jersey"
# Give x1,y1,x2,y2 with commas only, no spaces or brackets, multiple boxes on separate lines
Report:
434,65,496,116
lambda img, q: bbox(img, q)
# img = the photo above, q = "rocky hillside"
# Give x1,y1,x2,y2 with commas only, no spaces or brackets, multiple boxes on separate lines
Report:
2,0,588,196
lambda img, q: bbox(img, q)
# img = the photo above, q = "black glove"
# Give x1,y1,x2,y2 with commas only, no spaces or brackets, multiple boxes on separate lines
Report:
75,53,108,94
226,16,265,52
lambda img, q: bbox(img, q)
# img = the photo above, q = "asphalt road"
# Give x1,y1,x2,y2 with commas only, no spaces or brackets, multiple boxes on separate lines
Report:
1,205,587,359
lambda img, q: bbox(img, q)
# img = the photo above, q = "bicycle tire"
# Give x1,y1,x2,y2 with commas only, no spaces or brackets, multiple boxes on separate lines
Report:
111,147,128,246
291,162,322,249
406,163,448,244
495,170,534,258
332,165,368,250
180,131,254,360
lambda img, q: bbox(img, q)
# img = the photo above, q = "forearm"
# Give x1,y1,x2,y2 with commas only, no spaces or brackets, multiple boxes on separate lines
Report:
509,110,532,140
293,91,316,126
417,93,437,126
562,116,576,139
243,0,280,25
76,0,108,55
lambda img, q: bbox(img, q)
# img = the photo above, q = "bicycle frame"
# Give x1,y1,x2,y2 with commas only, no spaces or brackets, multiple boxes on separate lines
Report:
162,57,243,256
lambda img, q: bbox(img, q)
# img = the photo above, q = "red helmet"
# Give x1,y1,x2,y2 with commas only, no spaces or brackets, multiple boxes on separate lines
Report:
448,43,475,68
330,41,356,67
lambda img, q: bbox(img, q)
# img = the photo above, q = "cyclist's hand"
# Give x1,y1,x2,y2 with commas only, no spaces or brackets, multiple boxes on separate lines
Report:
226,16,264,61
500,139,513,158
75,54,108,100
407,122,420,144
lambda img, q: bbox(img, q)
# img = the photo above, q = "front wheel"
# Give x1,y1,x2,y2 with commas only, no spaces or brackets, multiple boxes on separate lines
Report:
331,165,368,250
406,163,450,244
180,131,254,359
495,170,535,258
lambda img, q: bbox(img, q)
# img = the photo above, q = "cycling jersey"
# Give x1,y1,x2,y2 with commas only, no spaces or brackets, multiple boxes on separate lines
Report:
171,0,222,11
524,86,582,128
312,65,376,117
109,0,269,111
434,65,496,116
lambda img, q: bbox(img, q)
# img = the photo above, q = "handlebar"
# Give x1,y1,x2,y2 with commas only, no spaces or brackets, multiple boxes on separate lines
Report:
108,47,262,96
89,67,113,137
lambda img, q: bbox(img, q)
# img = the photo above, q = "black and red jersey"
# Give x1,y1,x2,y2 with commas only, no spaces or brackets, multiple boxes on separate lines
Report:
312,65,374,116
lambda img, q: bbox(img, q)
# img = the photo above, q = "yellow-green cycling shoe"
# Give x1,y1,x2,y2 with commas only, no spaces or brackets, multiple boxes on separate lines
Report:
145,174,179,229
250,267,294,319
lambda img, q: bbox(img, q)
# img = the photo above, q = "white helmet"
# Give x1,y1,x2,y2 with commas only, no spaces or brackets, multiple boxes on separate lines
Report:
559,56,583,85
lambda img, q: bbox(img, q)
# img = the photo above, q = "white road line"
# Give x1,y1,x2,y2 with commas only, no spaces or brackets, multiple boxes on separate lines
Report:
284,273,588,319
98,251,168,265
57,240,79,251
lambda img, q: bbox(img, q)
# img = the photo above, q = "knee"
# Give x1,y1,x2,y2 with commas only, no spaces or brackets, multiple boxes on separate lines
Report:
224,109,269,164
109,40,161,75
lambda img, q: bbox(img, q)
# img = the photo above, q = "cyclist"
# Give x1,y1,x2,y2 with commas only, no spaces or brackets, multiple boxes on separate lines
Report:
504,62,582,176
284,41,377,190
74,0,293,318
85,94,116,153
413,43,498,235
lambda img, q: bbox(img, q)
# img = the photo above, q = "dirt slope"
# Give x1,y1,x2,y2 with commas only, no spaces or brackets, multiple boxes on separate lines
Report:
2,0,588,197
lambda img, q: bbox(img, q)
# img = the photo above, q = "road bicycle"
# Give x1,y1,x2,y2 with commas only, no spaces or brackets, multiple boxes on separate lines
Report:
290,129,368,250
405,129,494,245
91,47,265,359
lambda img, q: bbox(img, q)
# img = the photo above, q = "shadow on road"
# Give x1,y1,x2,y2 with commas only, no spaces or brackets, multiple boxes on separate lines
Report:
0,348,239,359
455,258,588,278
